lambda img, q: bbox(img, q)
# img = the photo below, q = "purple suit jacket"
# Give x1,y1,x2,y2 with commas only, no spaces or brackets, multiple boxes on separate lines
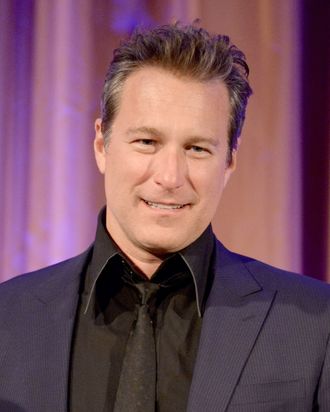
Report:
1,240,330,411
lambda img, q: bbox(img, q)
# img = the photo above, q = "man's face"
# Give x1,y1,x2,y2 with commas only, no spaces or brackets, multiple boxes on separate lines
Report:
94,66,236,260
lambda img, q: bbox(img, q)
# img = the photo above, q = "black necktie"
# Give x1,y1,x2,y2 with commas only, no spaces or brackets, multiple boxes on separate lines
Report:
113,282,159,412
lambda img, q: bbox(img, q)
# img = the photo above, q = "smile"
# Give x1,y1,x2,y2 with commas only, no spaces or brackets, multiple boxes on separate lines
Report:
143,200,187,210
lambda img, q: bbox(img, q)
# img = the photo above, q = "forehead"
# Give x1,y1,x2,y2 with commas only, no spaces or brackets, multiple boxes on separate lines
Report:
113,66,230,135
121,66,229,104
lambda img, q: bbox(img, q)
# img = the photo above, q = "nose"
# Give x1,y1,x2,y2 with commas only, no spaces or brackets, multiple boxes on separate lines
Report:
153,148,186,190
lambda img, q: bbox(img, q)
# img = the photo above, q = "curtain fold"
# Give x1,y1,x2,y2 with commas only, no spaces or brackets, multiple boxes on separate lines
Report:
301,0,330,280
1,0,329,282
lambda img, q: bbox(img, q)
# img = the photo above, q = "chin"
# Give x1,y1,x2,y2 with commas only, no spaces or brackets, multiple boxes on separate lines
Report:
142,236,191,255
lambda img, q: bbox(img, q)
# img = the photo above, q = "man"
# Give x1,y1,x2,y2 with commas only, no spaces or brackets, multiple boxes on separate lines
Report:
0,23,330,412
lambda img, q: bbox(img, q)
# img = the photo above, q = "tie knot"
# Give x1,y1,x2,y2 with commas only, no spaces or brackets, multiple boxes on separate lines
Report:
136,282,159,305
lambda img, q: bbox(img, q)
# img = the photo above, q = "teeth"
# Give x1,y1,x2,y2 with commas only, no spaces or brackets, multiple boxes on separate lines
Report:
145,200,184,210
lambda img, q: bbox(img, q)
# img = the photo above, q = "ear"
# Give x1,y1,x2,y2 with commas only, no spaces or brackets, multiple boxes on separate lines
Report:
94,118,106,174
224,140,240,187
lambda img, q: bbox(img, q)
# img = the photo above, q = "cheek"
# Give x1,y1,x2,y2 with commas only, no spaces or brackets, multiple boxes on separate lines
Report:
104,154,150,196
103,158,124,198
195,165,226,196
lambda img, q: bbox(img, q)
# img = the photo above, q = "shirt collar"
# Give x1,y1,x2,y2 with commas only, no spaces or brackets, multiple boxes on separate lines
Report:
84,207,215,317
179,224,215,316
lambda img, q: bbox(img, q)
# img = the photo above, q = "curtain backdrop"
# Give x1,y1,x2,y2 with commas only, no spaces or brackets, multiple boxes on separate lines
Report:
1,0,329,282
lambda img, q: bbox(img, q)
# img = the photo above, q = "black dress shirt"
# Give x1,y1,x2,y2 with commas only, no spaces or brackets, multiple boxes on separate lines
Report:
69,208,215,411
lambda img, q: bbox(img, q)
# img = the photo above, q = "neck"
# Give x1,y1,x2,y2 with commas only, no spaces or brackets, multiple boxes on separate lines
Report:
123,251,164,279
107,232,165,278
112,245,164,279
105,219,168,279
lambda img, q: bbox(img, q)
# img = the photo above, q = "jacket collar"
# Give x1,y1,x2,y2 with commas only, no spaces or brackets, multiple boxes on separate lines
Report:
187,240,277,412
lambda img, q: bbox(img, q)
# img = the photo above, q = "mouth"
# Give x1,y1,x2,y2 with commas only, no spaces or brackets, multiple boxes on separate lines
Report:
143,199,188,210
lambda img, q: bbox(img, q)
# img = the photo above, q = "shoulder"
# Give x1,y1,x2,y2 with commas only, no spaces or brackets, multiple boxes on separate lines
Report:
0,247,92,305
243,253,330,300
214,239,330,307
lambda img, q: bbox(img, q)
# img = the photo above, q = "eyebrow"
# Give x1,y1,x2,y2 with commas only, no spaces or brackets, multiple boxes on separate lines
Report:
126,126,220,147
186,135,220,147
126,126,165,138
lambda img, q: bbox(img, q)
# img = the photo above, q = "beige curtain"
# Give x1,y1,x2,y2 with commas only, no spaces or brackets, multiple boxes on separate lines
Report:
1,0,328,282
201,0,303,272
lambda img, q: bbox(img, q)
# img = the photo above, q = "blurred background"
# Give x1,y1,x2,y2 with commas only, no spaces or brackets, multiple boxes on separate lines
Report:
0,0,329,282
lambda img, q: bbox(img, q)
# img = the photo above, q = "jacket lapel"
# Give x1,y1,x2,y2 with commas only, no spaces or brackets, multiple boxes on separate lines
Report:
1,249,91,412
187,242,276,412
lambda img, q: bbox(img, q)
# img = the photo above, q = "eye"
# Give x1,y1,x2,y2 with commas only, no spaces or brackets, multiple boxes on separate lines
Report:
138,139,154,145
132,138,157,153
190,145,206,152
186,145,211,157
